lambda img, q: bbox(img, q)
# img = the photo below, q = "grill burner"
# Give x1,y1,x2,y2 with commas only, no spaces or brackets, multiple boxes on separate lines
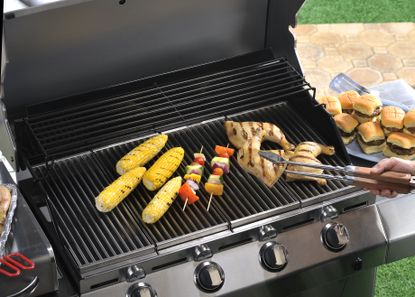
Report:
17,54,360,292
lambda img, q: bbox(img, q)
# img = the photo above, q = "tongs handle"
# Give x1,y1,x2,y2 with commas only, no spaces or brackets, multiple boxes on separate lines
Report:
352,166,412,185
353,177,412,194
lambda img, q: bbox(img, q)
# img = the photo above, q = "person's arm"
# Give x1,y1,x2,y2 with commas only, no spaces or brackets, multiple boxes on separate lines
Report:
370,157,415,198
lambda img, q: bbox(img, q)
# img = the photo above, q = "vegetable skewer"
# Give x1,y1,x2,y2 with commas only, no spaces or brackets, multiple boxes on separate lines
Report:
205,145,234,211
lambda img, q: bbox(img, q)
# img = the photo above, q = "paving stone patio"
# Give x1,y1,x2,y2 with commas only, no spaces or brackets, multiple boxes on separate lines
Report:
292,23,415,98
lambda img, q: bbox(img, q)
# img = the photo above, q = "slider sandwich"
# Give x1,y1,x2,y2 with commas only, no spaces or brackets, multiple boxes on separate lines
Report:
352,94,382,123
380,106,405,136
317,95,342,116
384,132,415,160
357,121,385,154
338,90,360,114
403,109,415,136
334,113,359,144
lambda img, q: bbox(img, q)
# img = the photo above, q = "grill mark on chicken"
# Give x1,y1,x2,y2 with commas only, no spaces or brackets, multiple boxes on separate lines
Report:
248,146,254,167
260,157,266,177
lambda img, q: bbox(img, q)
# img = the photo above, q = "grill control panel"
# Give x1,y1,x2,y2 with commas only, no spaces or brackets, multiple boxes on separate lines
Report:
194,261,225,293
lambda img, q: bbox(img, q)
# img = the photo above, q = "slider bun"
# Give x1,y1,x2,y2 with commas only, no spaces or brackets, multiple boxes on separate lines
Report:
357,121,385,142
404,109,415,128
342,134,356,145
334,113,359,133
353,94,382,115
381,106,405,129
317,95,342,116
352,111,377,124
383,145,415,160
357,137,385,154
338,90,359,110
386,132,415,149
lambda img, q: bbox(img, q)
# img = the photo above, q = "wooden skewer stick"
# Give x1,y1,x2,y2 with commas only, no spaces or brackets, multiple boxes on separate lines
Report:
207,193,213,212
182,198,188,212
200,145,204,154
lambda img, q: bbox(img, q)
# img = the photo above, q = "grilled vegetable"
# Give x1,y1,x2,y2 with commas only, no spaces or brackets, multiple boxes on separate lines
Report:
186,179,200,191
212,168,224,176
186,163,204,175
193,153,206,161
143,147,184,191
215,145,235,157
96,167,146,212
183,173,202,183
179,183,199,205
116,134,168,175
211,157,230,174
205,182,224,196
142,176,182,224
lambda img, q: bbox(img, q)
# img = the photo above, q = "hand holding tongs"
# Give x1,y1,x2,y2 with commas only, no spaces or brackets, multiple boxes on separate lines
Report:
259,151,415,194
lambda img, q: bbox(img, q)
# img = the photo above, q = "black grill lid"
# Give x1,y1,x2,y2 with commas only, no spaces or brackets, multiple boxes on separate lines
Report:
3,0,305,117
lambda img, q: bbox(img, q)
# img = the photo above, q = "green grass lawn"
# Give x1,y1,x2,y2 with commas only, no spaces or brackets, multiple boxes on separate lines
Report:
376,257,415,297
298,0,415,23
298,1,415,296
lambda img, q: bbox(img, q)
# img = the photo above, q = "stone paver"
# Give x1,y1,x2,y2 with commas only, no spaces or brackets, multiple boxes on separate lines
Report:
293,22,415,97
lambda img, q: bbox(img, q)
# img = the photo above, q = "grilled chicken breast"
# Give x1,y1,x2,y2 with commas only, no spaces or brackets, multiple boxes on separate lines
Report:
286,142,335,185
238,148,293,187
225,121,294,151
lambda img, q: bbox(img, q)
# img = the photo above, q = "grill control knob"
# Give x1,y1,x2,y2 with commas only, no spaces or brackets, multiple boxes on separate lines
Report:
194,261,225,293
321,222,350,252
259,241,288,272
127,283,157,297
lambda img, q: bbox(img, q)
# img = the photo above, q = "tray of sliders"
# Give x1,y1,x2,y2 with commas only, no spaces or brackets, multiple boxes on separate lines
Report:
318,90,415,163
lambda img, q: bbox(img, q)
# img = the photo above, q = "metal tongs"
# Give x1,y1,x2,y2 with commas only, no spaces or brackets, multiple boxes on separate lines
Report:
259,151,415,194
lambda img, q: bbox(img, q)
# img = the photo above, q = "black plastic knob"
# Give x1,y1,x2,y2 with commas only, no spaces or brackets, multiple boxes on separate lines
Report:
194,261,225,293
321,222,350,252
352,257,363,271
259,242,288,272
127,283,157,297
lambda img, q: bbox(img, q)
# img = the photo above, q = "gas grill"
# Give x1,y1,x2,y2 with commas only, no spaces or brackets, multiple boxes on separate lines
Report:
2,1,415,297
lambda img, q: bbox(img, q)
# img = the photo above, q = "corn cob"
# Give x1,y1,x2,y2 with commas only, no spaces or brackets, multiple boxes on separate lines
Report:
142,176,182,224
95,167,146,212
116,134,168,175
142,147,184,191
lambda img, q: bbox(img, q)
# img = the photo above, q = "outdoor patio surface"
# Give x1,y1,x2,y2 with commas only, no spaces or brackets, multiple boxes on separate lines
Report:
292,22,415,97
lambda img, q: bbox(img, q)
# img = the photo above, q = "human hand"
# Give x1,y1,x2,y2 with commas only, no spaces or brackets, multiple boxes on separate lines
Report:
370,157,415,198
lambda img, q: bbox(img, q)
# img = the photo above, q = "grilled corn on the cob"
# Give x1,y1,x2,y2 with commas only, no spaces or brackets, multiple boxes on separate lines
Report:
142,147,184,191
96,167,146,212
116,134,168,175
142,176,182,224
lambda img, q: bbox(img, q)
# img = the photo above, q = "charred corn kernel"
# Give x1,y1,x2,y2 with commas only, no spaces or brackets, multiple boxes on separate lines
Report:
183,173,201,183
142,176,182,224
143,147,184,191
96,167,146,212
116,134,168,175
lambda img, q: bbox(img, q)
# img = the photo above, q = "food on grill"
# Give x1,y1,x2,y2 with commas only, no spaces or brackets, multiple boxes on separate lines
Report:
116,134,168,175
338,90,360,114
214,145,235,158
0,186,12,233
205,175,224,196
334,113,359,144
95,167,147,212
383,132,415,160
143,147,184,191
380,106,405,136
211,156,230,174
352,94,382,123
286,142,335,185
356,122,385,154
224,121,294,187
224,121,294,151
317,95,342,116
403,109,415,136
142,176,182,224
179,150,206,207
